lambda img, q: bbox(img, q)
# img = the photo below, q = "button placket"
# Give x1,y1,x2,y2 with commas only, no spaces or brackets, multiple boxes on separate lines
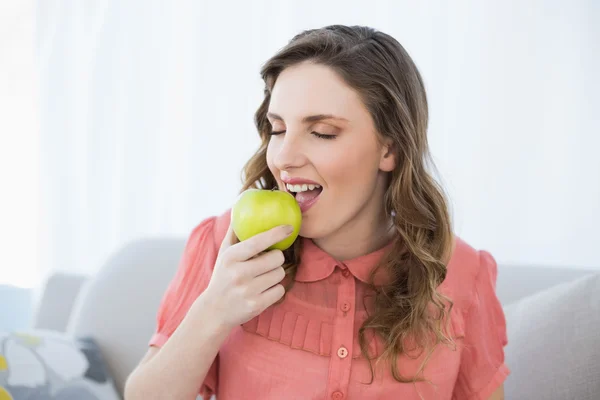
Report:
326,264,356,399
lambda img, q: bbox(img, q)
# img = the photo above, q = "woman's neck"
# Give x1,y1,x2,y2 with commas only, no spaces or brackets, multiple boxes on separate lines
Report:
312,208,395,261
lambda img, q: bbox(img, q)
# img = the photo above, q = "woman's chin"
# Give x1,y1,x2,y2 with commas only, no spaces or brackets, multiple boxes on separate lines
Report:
298,225,313,239
298,228,311,239
298,222,329,241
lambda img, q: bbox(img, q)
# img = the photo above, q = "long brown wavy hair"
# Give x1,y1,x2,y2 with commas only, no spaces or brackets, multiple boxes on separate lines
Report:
240,25,455,386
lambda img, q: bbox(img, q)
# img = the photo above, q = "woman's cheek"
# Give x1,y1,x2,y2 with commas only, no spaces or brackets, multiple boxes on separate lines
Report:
265,142,278,174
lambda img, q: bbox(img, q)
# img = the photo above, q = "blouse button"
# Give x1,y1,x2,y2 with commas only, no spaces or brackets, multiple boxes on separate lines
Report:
342,269,350,278
340,302,350,312
337,346,349,359
332,391,344,399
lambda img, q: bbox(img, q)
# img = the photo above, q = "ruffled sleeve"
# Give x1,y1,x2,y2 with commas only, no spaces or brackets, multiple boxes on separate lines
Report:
149,214,227,398
453,250,510,400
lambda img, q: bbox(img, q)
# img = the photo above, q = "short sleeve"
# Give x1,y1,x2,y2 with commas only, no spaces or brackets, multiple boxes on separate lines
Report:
453,250,510,400
148,215,225,398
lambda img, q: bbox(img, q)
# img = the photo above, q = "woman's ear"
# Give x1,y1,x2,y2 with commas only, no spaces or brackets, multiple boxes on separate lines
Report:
379,139,396,172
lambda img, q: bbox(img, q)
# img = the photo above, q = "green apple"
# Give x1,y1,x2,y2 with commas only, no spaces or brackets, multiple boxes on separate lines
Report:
231,189,302,251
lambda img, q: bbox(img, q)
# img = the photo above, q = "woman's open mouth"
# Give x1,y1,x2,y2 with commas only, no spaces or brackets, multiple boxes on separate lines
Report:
285,183,323,213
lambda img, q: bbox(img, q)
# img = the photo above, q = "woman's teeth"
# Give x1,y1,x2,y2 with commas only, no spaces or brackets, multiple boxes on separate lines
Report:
286,183,321,192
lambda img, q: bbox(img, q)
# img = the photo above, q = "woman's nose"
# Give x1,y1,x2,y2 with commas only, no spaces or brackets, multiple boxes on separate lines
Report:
272,132,306,171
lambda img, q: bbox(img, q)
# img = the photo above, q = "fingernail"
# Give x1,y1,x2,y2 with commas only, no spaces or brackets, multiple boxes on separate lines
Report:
283,225,294,235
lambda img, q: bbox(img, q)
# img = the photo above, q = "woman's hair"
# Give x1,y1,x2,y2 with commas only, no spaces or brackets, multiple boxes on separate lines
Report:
241,25,455,385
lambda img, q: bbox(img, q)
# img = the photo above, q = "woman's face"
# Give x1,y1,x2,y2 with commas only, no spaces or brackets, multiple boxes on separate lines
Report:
266,61,395,241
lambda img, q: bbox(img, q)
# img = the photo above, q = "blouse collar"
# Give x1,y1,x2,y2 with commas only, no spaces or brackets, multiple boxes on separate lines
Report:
295,237,394,284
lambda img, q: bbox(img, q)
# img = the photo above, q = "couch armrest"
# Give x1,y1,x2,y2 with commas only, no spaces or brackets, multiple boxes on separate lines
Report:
31,272,90,332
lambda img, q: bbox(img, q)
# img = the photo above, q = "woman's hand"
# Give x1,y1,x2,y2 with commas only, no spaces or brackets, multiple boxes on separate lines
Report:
200,222,294,330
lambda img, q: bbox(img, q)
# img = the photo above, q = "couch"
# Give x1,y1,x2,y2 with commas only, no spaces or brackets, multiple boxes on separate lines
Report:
31,238,600,399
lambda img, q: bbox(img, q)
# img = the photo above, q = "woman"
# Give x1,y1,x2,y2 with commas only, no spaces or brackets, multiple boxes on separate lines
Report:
125,25,509,399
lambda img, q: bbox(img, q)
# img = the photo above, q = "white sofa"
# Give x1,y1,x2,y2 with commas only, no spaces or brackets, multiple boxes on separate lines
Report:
31,238,600,399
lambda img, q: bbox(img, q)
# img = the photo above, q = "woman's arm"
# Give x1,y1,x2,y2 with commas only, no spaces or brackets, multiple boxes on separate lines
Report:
124,222,291,400
124,295,231,400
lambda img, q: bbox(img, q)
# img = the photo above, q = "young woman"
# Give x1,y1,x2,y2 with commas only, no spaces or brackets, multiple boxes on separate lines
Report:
125,25,509,400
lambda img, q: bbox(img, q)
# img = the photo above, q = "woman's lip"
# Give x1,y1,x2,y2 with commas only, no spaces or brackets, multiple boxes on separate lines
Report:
281,177,321,186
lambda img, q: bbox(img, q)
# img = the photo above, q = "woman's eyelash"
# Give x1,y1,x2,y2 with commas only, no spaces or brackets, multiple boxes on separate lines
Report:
268,130,336,140
312,132,336,140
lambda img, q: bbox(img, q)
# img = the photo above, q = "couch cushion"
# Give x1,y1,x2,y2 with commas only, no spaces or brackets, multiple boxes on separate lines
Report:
66,238,186,396
503,272,600,399
31,273,89,332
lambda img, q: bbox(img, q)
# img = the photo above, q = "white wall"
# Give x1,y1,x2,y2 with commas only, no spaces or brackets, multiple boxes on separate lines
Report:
12,0,600,287
0,0,38,287
424,1,600,269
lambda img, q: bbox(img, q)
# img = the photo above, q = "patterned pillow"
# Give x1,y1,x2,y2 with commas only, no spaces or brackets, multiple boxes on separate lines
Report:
0,329,121,400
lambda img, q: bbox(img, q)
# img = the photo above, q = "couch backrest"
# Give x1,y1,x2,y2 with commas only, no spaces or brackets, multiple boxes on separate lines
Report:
503,272,600,399
496,264,596,306
66,238,186,395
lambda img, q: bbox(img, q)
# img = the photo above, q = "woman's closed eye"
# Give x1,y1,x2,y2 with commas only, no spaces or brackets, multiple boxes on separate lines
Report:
269,130,337,140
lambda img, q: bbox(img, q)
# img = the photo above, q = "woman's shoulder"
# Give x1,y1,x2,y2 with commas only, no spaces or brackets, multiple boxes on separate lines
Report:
165,208,232,286
187,208,232,249
440,236,500,311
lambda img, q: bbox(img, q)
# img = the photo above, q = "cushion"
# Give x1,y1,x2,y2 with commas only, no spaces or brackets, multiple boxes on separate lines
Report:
503,272,600,399
66,238,185,394
0,329,121,399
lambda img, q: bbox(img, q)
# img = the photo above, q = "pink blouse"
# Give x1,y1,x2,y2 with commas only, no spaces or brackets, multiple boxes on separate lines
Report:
149,210,509,399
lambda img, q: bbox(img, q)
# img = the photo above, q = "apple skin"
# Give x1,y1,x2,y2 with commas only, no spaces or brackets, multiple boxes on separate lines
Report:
231,189,302,251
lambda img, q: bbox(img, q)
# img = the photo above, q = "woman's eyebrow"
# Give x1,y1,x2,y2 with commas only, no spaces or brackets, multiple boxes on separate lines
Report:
266,112,348,123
